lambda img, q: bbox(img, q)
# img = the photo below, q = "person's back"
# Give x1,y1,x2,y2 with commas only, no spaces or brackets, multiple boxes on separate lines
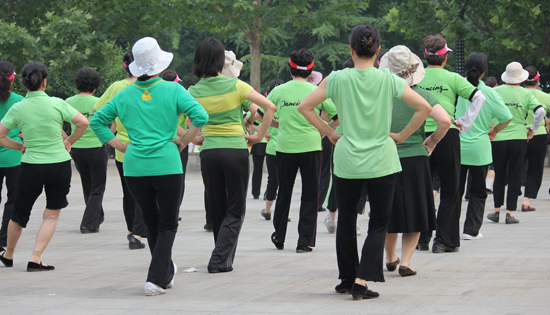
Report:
0,92,23,167
493,84,539,141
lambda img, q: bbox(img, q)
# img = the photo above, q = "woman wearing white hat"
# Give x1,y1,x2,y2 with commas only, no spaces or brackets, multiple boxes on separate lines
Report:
486,62,545,224
91,37,209,296
379,45,451,277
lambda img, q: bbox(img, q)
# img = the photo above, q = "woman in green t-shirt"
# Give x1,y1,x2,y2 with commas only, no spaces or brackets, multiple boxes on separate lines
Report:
0,60,23,250
0,62,89,272
299,25,432,300
67,67,108,234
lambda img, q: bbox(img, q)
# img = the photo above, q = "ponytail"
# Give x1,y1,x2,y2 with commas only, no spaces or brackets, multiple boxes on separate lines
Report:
0,60,15,102
464,52,487,87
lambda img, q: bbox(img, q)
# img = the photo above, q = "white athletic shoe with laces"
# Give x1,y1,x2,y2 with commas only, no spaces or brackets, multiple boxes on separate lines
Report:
144,282,166,296
324,214,336,234
462,233,483,240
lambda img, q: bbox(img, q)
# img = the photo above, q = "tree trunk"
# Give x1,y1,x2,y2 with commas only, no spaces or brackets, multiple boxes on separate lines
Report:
248,32,261,92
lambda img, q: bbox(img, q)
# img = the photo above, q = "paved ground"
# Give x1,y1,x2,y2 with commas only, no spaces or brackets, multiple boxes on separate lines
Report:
2,161,550,314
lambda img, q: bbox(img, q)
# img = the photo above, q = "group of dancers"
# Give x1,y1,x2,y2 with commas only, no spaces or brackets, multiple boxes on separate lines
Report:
0,24,548,300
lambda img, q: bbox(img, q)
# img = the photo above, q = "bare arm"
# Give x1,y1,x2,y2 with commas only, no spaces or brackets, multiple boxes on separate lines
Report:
0,123,24,151
422,104,451,154
244,90,276,146
390,85,433,144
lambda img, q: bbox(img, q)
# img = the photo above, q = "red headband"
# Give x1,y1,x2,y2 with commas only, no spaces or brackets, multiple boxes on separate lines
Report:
527,71,540,81
289,59,314,71
424,44,452,56
7,72,15,81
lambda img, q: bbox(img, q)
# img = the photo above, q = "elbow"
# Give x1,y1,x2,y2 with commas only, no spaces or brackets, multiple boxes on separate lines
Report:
440,117,452,130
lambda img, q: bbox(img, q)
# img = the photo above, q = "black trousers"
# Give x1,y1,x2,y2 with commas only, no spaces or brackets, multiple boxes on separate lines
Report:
318,137,334,211
335,174,396,282
460,164,489,236
327,178,368,214
0,165,20,247
420,129,461,248
273,151,320,247
524,134,547,199
71,147,107,231
492,140,527,210
201,149,249,271
265,154,278,201
115,161,147,237
125,174,182,289
251,143,266,198
180,147,189,202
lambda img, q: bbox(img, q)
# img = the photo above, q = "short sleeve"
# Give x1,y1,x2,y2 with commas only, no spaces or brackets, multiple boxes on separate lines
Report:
455,74,477,101
390,73,406,100
60,100,78,122
176,85,209,128
425,91,439,107
236,80,254,103
241,100,252,111
526,92,541,111
540,92,550,112
1,105,17,130
94,84,114,111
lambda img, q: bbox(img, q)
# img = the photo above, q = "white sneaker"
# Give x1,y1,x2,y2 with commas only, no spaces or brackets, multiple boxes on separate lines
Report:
356,226,361,236
324,214,336,234
144,281,166,296
167,262,177,289
462,233,483,240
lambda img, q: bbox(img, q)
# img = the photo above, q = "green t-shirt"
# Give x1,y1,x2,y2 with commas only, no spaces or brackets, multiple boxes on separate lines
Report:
326,67,405,179
269,80,337,153
0,92,23,167
66,95,102,149
418,68,477,132
91,78,209,177
390,86,439,158
526,88,550,136
94,79,133,162
456,81,512,166
1,91,77,164
492,85,541,141
188,75,253,150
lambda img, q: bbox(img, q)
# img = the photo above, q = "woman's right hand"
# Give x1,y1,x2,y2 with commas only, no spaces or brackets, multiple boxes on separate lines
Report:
63,139,72,153
422,135,439,156
328,131,342,145
191,134,204,146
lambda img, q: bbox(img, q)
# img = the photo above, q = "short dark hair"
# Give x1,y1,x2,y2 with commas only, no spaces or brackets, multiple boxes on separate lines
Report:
21,62,48,91
192,37,225,78
74,67,101,93
0,60,15,102
266,79,284,95
423,34,448,66
123,50,134,77
485,76,498,88
524,66,538,87
349,25,380,58
343,58,354,69
289,48,314,78
465,52,487,87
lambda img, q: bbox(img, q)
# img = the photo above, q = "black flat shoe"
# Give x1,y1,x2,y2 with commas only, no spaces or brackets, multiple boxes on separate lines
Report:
271,233,284,250
207,266,233,273
129,235,146,250
261,209,271,221
27,261,54,272
0,251,13,267
80,226,99,234
432,241,459,253
335,280,353,293
416,242,429,251
350,283,379,300
204,223,213,232
386,257,400,272
398,266,417,277
296,245,313,253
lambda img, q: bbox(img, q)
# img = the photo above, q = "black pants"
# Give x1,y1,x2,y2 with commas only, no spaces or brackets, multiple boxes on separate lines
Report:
251,143,266,198
265,154,278,201
335,174,396,282
201,149,249,271
460,164,489,236
420,129,461,248
273,151,320,248
0,165,20,246
115,161,147,237
327,178,368,214
318,137,334,211
125,174,182,289
492,140,527,210
180,147,189,202
524,134,547,199
72,147,107,231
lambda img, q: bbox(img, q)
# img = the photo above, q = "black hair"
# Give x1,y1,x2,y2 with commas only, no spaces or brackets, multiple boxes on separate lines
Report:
160,69,178,81
137,74,152,81
524,66,538,87
485,76,498,88
192,37,225,78
74,67,101,93
349,25,380,58
343,58,354,69
376,51,387,68
123,50,134,77
266,79,284,95
423,34,448,66
464,52,487,87
0,60,15,103
21,62,48,91
289,48,314,78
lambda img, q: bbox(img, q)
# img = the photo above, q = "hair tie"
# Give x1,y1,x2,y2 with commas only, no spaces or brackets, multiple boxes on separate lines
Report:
123,63,128,69
7,72,15,81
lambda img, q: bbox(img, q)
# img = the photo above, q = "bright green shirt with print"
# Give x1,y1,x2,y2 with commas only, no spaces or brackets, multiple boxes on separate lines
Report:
91,78,208,177
269,80,337,154
94,80,133,162
66,95,102,149
492,85,540,141
418,68,477,132
188,75,253,150
326,67,405,179
0,92,23,167
456,81,512,166
526,88,550,136
1,91,77,164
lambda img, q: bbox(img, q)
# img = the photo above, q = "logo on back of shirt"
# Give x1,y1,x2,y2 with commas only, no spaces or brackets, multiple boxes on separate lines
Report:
505,103,521,109
141,89,152,101
281,100,300,108
423,86,449,94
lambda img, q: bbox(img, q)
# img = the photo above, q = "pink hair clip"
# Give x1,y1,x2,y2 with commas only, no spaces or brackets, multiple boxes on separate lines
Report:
7,72,15,81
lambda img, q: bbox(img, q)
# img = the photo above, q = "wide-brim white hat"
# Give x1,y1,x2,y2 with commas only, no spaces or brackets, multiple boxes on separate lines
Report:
222,50,243,79
129,37,173,77
379,45,425,86
501,61,529,84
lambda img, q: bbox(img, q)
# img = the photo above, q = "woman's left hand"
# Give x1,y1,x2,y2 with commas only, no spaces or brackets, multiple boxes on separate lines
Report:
389,133,405,145
244,134,262,147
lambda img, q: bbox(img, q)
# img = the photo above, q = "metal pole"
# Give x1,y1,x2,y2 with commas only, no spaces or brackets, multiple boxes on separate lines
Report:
455,39,465,76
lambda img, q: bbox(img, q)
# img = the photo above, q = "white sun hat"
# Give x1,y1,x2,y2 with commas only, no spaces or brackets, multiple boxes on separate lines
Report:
501,61,529,84
222,50,243,79
129,37,173,77
379,45,425,86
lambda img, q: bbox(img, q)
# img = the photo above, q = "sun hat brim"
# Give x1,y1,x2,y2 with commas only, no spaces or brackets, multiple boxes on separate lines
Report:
128,50,174,77
222,59,243,79
501,69,529,84
379,46,425,86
